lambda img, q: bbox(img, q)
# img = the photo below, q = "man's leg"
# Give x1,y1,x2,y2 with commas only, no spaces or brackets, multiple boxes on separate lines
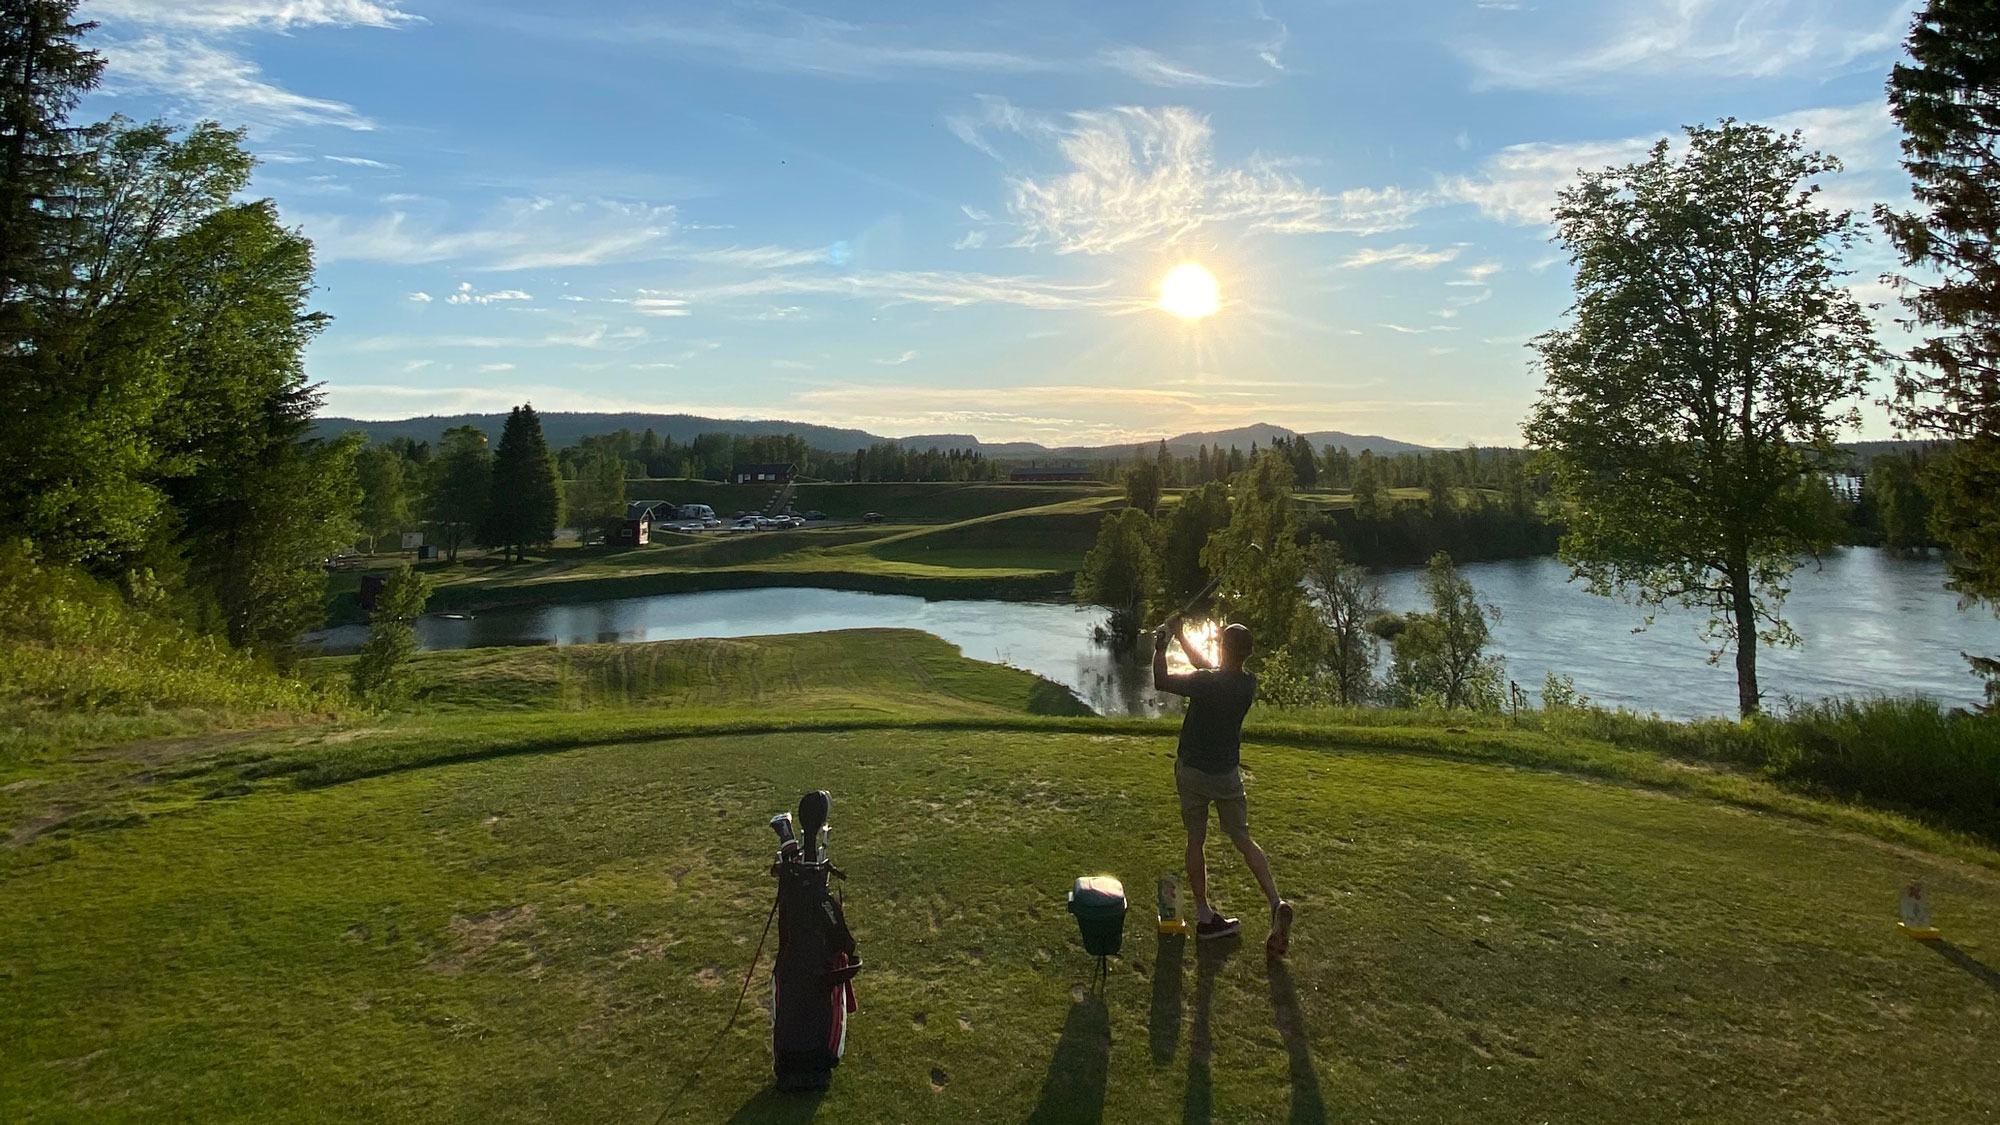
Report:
1184,825,1209,917
1227,829,1280,910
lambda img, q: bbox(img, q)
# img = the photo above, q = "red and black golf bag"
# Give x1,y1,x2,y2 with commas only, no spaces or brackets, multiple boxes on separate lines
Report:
768,790,861,1092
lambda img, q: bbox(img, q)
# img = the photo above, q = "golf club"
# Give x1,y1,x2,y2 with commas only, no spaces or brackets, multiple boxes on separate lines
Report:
1146,541,1262,635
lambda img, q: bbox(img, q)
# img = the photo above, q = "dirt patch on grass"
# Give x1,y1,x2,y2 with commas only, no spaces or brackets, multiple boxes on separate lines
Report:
429,904,538,975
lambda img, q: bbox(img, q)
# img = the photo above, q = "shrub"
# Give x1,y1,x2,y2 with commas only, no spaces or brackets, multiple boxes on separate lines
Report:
351,565,436,704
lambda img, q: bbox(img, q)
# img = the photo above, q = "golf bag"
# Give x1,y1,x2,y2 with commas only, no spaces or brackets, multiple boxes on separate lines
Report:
769,791,861,1092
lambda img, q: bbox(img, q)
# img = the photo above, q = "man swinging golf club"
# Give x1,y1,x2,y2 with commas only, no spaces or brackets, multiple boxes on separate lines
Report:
1153,615,1293,956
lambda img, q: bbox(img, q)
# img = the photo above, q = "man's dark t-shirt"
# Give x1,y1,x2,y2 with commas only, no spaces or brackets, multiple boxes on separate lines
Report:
1160,669,1257,772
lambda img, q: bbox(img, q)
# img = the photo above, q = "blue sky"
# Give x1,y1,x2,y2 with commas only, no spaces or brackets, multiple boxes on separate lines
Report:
84,0,1920,446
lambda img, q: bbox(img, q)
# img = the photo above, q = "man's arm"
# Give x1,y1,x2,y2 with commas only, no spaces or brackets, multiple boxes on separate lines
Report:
1177,619,1215,671
1152,617,1174,692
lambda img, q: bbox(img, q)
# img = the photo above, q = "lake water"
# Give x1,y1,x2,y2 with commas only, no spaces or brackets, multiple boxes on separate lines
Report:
310,549,1996,720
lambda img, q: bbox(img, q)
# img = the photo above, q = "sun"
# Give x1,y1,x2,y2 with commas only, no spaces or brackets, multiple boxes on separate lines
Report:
1159,262,1220,320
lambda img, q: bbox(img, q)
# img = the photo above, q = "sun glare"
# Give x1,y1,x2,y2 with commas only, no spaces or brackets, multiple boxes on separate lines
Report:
1166,618,1222,674
1159,262,1220,320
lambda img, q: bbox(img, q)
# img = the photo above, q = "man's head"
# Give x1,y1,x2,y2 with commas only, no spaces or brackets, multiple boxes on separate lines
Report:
1219,622,1252,670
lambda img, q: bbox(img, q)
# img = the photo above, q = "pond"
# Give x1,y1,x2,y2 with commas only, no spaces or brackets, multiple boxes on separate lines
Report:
308,548,1996,720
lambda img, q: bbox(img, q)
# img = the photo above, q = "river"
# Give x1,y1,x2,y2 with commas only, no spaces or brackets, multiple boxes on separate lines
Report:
309,548,1995,720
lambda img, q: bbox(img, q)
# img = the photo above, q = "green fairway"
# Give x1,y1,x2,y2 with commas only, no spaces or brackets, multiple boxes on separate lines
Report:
417,495,1122,612
4,634,1998,1122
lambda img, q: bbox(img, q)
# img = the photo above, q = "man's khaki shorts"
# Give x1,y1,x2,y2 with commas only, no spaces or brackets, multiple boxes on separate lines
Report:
1176,760,1249,837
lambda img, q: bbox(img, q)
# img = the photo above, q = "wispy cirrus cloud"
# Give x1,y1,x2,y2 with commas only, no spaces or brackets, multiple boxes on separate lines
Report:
1336,244,1462,270
87,0,419,32
954,100,1423,255
90,0,419,134
99,36,374,132
580,7,1267,88
1443,100,1902,227
300,197,680,270
666,269,1126,312
1458,0,1916,91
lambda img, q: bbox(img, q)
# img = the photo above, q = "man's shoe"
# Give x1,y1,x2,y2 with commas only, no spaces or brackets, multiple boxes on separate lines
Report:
1195,913,1240,940
1266,899,1294,957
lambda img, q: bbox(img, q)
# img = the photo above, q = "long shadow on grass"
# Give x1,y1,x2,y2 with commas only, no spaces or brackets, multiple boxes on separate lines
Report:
1922,938,2000,993
1150,932,1187,1065
723,1087,823,1124
1023,993,1112,1124
1183,934,1239,1125
1267,955,1328,1125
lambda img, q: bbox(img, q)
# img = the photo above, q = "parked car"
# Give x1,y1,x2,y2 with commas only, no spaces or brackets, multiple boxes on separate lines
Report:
702,517,722,528
861,511,885,523
730,517,760,532
801,509,826,521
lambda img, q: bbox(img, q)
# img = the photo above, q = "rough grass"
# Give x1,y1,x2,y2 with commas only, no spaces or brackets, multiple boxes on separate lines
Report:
4,721,1997,1122
307,630,1094,719
0,552,336,766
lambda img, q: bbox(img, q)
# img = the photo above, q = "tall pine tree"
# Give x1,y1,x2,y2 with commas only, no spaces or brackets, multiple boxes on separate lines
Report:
483,404,561,563
1879,0,2000,700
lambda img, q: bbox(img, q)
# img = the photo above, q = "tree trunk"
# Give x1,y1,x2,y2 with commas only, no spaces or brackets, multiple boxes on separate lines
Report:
1730,569,1760,718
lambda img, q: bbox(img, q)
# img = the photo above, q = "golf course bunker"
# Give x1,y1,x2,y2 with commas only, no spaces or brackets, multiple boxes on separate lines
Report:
3,728,1995,1121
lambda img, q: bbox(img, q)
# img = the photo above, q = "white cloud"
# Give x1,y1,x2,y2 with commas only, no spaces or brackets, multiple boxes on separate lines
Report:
1444,100,1905,227
100,36,372,132
771,359,817,371
665,269,1126,312
962,102,1419,255
87,0,419,32
590,10,1261,88
1459,0,1916,91
874,350,920,366
953,230,988,250
630,297,691,317
444,283,533,306
325,155,395,169
672,245,833,269
1092,47,1248,89
1448,262,1504,287
478,362,516,372
300,197,680,270
405,291,431,303
1337,244,1462,270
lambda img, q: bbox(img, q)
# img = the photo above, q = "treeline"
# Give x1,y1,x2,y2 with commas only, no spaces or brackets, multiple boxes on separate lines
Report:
0,5,356,656
355,406,567,564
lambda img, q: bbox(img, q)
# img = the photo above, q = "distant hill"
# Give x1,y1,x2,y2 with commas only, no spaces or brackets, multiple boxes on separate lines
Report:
314,411,890,453
314,411,1433,460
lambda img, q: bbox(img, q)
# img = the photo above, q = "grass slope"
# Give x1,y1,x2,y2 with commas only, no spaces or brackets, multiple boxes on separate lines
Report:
4,631,1999,1122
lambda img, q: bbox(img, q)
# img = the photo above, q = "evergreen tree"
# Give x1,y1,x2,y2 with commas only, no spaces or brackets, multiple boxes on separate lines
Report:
0,0,100,319
1525,121,1879,717
483,404,561,563
424,425,490,562
1879,0,2000,700
1159,480,1231,608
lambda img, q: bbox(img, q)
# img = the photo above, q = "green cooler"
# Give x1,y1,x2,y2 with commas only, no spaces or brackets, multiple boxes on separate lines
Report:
1067,875,1128,957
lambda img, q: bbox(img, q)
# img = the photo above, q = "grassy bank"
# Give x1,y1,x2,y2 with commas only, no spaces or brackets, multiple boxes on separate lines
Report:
0,553,338,766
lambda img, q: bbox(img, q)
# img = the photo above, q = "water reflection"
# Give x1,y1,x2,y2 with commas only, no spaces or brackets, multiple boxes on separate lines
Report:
1377,549,1997,717
303,549,1996,720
